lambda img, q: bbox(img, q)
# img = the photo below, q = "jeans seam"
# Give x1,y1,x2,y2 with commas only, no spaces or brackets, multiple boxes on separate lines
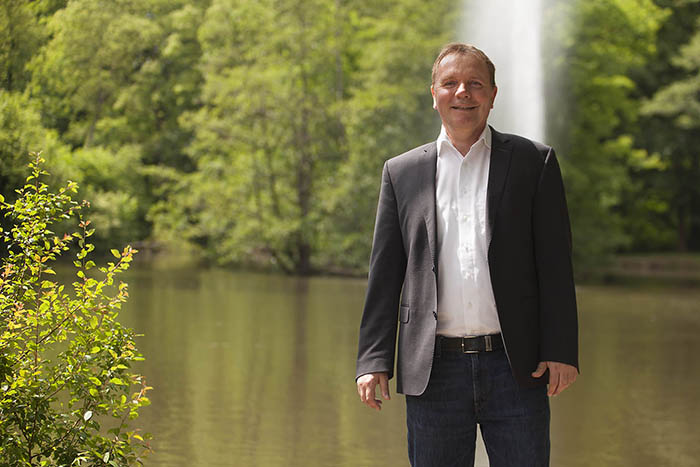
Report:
471,354,479,420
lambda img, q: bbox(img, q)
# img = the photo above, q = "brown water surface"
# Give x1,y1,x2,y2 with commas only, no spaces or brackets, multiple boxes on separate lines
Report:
118,264,700,466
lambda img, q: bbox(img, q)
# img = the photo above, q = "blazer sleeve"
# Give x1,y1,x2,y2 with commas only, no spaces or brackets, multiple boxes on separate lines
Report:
355,161,408,381
532,147,579,370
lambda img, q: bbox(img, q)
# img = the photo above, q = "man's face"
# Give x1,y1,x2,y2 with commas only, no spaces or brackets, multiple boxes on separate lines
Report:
431,53,497,139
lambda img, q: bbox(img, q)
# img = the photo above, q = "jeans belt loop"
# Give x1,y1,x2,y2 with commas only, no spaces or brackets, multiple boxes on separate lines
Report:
485,334,492,352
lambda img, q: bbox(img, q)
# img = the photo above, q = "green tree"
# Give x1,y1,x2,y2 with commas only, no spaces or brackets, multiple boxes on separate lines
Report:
637,1,700,251
0,91,70,200
544,0,668,273
0,155,151,465
155,0,348,274
0,0,49,92
319,0,453,271
27,0,209,252
28,0,162,146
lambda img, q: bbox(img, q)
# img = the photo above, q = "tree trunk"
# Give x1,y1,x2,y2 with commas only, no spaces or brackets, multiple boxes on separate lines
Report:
688,149,700,250
677,203,688,252
293,1,313,276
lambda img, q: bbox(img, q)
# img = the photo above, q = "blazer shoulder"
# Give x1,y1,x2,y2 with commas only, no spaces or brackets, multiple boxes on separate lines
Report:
386,142,436,171
494,129,552,164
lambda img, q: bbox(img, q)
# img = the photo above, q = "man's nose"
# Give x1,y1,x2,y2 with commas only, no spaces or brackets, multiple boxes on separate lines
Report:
456,82,470,97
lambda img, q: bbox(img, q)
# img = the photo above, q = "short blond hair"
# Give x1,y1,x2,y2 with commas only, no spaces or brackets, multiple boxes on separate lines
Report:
431,43,496,86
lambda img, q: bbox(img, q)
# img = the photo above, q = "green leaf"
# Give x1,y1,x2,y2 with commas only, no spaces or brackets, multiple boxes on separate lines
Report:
89,388,99,397
103,452,110,463
111,249,121,258
110,377,126,386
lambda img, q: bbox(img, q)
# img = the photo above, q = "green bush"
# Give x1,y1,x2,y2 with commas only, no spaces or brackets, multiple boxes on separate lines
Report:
0,154,151,466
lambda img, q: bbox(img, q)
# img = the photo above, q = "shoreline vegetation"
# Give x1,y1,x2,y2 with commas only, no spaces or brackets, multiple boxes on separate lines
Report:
601,253,700,285
115,247,700,285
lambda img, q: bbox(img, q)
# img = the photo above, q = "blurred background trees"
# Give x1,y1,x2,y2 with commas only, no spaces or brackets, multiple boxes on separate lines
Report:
2,0,699,276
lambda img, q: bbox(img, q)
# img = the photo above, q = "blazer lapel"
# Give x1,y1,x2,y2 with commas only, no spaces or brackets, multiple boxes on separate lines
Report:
417,143,438,269
487,127,513,235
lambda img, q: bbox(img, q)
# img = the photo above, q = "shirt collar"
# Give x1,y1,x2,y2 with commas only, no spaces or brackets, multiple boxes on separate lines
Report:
436,124,492,158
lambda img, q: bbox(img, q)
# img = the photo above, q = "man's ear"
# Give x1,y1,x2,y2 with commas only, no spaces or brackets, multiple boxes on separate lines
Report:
431,85,437,110
490,85,498,109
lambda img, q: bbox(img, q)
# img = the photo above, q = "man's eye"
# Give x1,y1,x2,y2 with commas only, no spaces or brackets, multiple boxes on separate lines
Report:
470,81,483,88
443,81,457,86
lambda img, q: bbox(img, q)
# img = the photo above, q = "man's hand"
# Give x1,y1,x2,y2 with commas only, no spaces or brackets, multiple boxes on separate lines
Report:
531,361,578,396
357,372,390,410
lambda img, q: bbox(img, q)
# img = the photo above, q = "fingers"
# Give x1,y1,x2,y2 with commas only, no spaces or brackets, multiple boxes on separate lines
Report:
531,361,547,378
547,365,560,396
357,375,378,409
356,373,388,411
551,364,577,396
379,373,390,400
537,361,578,397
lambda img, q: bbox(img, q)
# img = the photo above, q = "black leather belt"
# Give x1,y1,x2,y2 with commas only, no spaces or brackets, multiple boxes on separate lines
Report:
438,334,503,353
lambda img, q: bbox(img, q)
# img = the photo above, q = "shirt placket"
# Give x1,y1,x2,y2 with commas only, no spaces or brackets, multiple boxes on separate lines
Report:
458,152,476,331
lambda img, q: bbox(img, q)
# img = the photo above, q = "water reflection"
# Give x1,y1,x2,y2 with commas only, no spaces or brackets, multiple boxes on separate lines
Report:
118,266,700,467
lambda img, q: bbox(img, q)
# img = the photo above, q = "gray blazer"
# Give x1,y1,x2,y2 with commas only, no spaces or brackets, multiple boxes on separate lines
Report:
356,127,578,396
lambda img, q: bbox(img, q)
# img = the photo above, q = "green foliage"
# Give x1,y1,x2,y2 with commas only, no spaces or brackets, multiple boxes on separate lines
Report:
54,145,149,255
28,0,161,146
0,155,151,465
0,0,48,92
319,0,453,271
21,0,208,256
638,5,700,251
155,0,349,273
0,91,71,202
545,0,668,273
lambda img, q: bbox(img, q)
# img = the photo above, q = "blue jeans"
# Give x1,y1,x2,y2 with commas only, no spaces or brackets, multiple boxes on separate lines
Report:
406,347,550,467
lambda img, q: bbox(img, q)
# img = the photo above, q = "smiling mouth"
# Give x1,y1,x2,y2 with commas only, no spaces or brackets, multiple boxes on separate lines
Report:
452,105,478,111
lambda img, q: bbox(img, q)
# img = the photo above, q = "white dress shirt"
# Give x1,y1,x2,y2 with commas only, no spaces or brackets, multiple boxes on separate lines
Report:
435,125,501,337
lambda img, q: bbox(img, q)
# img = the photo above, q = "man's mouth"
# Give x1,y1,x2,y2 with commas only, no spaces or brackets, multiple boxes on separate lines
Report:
451,105,478,111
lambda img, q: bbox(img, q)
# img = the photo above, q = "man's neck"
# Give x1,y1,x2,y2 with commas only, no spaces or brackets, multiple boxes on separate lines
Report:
445,125,486,156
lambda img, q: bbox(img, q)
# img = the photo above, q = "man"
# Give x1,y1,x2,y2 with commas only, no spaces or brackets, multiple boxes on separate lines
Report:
355,43,579,466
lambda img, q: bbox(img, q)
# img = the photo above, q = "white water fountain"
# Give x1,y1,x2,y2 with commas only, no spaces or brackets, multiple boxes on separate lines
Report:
459,0,545,142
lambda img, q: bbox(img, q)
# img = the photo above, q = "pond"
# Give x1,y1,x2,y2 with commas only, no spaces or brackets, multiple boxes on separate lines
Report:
117,263,700,466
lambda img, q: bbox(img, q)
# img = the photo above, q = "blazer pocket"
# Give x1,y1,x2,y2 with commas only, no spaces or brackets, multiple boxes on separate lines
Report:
399,305,410,324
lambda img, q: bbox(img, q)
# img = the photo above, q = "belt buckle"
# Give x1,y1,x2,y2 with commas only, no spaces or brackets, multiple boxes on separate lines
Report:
461,336,479,354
